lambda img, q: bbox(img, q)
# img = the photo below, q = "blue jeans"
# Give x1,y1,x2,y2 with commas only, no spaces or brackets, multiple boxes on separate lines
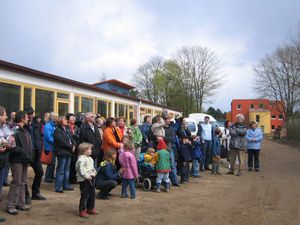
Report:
121,179,136,198
201,141,212,170
3,165,9,184
55,155,71,191
191,159,200,177
45,152,55,182
169,149,179,184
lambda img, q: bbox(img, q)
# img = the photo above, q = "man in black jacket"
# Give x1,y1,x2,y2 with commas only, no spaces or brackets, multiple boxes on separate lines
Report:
24,107,46,203
7,111,32,215
79,112,102,167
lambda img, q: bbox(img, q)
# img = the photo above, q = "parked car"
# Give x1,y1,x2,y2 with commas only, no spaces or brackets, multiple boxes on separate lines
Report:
189,113,225,134
183,118,198,136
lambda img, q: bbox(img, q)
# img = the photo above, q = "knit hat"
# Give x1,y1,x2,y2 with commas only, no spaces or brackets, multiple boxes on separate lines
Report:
157,139,167,150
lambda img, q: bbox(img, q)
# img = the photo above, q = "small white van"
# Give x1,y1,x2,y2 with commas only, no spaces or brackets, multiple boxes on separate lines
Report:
184,118,198,136
189,113,225,134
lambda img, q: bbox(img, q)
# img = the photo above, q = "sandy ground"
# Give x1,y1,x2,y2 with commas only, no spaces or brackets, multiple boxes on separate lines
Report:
1,139,300,225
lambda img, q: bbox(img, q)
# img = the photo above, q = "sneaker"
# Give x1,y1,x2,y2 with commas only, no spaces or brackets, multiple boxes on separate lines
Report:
16,205,30,211
87,208,98,215
79,210,89,218
25,198,32,205
130,196,136,199
236,172,242,177
32,193,47,200
64,186,74,191
172,183,180,187
155,188,160,193
0,216,6,222
248,167,253,171
98,195,109,200
7,208,18,215
255,168,260,172
121,194,128,198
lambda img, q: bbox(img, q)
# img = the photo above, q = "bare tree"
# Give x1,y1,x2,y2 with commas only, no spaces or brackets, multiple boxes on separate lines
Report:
253,43,300,121
132,56,164,102
176,46,224,112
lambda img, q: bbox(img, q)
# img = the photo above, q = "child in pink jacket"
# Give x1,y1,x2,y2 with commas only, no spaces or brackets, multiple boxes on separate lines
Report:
119,139,138,199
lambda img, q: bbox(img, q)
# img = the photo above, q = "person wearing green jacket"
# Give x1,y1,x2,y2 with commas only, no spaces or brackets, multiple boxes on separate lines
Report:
154,138,171,193
129,119,143,159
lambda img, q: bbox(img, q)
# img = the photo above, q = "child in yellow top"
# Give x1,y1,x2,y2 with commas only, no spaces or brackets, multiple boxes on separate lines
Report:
144,147,157,167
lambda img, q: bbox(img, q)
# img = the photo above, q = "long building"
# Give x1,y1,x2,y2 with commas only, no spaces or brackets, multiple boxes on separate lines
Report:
0,60,181,123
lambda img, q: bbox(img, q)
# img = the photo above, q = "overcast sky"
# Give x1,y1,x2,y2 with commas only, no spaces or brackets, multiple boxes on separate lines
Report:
1,0,300,111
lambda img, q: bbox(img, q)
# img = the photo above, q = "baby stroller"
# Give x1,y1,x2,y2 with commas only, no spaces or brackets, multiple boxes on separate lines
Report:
137,153,157,191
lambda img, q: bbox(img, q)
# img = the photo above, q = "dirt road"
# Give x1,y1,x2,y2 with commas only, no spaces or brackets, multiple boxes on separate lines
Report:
1,139,299,225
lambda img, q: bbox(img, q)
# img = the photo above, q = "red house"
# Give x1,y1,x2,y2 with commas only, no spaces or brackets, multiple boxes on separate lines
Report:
230,99,284,133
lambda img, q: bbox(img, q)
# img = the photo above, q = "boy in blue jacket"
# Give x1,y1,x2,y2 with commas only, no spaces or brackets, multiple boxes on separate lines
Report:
211,128,222,175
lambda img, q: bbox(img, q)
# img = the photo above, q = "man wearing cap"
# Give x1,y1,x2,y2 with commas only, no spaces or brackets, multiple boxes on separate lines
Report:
24,107,46,202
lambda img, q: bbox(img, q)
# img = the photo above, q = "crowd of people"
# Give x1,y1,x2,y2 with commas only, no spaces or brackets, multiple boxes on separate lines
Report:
0,105,263,221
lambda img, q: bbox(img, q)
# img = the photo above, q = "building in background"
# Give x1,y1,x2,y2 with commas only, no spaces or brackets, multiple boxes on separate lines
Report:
0,60,181,124
229,99,284,133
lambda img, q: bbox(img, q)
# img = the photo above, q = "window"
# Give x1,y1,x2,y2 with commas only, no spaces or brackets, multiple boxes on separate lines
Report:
35,89,54,115
278,115,283,120
81,97,93,112
256,115,260,122
74,96,80,113
0,82,20,114
237,104,242,110
57,92,69,99
23,87,32,110
250,104,254,109
97,100,108,118
271,115,276,119
259,104,264,109
271,125,275,130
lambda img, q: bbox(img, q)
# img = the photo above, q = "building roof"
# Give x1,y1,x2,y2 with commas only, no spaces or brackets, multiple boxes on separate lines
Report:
92,79,135,90
0,60,181,112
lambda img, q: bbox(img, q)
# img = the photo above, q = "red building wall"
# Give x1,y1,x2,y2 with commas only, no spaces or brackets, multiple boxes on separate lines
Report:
231,99,284,131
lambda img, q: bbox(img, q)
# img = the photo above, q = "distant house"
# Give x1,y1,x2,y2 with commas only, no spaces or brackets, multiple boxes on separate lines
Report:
93,79,135,96
229,99,285,133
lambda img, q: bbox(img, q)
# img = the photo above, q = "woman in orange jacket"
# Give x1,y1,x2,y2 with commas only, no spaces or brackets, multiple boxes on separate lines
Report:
102,118,123,153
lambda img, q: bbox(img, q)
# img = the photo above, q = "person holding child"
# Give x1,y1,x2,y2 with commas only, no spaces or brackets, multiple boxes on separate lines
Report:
96,149,123,200
154,138,171,193
76,143,98,218
118,138,138,199
211,128,222,175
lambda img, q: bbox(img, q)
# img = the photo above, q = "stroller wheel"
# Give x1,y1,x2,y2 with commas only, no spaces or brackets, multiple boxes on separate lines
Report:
142,178,152,191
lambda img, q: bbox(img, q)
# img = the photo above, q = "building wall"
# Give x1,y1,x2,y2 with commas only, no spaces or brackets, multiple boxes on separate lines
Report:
231,99,284,134
0,68,180,124
249,111,271,133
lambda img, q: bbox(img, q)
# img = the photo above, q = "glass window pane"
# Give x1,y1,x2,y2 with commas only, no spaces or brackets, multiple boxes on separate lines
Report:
24,88,32,109
57,92,69,99
108,102,111,117
114,103,118,118
0,82,20,115
35,89,54,115
74,96,80,113
97,100,107,118
81,97,93,112
118,104,125,117
58,102,69,116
